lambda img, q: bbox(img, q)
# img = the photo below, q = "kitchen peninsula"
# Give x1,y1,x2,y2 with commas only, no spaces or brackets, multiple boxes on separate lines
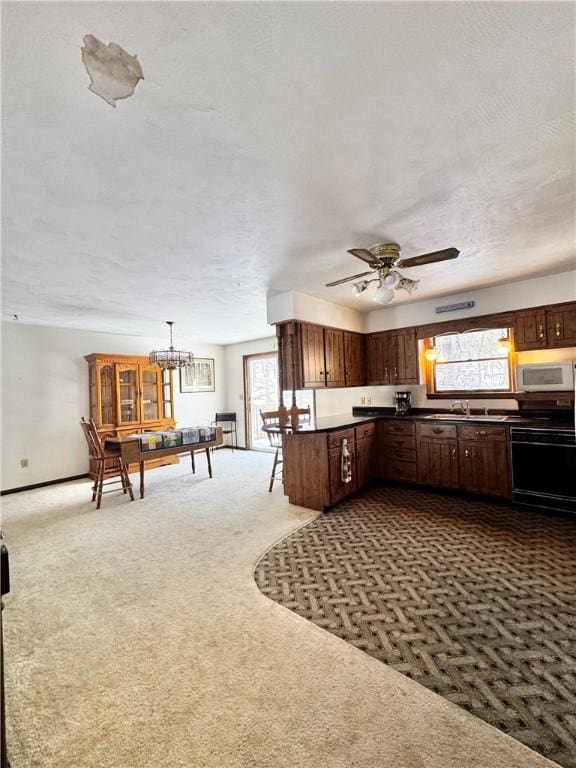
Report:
282,409,575,513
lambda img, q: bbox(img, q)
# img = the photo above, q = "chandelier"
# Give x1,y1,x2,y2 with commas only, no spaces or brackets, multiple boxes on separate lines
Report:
149,321,194,370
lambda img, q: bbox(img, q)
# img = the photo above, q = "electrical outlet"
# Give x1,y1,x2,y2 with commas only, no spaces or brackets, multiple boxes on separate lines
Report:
20,458,28,468
360,396,366,405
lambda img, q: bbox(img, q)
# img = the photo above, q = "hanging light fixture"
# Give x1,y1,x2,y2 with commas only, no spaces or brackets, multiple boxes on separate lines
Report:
497,333,512,354
353,280,370,296
149,321,194,370
374,283,395,305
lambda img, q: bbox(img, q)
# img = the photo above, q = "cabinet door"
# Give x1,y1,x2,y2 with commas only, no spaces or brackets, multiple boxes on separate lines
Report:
417,440,459,488
366,333,390,384
514,309,547,350
388,332,400,384
397,330,419,384
546,304,576,347
355,435,375,488
139,365,162,423
344,332,366,387
459,441,510,498
324,328,346,387
329,443,356,504
94,363,115,427
301,324,326,387
116,364,140,426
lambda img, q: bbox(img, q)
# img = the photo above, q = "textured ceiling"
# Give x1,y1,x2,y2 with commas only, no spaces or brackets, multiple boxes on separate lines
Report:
2,2,575,344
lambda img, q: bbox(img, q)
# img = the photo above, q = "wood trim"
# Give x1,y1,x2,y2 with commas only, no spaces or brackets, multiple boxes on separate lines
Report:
1,474,89,496
274,301,575,341
84,353,154,364
243,351,278,450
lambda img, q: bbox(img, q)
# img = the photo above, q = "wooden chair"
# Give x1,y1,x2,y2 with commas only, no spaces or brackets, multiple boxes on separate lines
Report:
260,406,311,492
80,418,134,509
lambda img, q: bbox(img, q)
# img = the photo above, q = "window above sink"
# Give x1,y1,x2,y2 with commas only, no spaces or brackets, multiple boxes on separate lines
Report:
424,328,514,397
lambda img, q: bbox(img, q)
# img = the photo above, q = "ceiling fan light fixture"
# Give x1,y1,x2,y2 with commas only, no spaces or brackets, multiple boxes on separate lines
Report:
383,270,401,289
374,284,395,305
352,280,370,296
398,277,420,295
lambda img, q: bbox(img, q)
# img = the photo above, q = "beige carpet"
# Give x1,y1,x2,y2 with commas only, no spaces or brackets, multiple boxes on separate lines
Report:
1,451,559,768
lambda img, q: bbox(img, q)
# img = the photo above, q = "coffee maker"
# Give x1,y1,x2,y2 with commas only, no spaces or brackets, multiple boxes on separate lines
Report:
394,391,412,416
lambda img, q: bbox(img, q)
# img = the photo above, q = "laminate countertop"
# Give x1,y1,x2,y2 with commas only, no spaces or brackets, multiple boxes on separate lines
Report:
281,409,574,434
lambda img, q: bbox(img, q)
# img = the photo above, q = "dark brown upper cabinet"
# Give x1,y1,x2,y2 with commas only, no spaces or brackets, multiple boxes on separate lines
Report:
324,327,346,387
300,323,326,387
546,303,576,347
277,321,346,390
366,329,419,386
343,332,366,387
514,309,548,351
366,333,390,385
514,302,576,350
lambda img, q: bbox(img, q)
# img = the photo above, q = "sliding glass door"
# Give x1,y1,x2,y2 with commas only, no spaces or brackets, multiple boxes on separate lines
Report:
244,353,314,451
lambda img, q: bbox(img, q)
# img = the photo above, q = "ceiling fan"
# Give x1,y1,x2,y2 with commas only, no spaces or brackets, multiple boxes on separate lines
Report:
326,243,459,304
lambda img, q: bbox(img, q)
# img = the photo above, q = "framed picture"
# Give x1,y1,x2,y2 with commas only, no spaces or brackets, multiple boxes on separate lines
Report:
180,358,215,393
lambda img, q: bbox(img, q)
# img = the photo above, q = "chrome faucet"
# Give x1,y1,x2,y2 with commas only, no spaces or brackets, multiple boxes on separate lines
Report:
450,399,470,416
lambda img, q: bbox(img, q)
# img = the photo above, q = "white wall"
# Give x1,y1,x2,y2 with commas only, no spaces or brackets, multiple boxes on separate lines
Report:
223,336,278,448
365,270,576,333
1,322,225,491
267,290,363,331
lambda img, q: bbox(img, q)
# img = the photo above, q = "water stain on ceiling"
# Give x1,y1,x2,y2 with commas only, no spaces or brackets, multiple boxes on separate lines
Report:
81,35,143,107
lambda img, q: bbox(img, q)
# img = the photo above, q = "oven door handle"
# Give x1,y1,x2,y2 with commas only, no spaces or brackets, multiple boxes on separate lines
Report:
511,440,574,448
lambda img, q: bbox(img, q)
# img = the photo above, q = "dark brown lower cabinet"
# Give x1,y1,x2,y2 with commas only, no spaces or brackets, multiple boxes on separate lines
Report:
329,442,357,504
417,439,459,488
355,434,376,488
458,441,510,498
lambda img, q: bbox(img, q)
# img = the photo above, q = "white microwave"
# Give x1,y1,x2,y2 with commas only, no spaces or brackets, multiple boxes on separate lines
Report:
516,362,574,392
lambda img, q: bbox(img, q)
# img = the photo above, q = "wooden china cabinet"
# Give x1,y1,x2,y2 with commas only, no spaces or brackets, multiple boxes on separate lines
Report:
84,353,177,477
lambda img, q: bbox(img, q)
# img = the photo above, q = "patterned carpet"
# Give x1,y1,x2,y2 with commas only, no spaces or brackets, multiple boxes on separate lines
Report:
255,486,576,768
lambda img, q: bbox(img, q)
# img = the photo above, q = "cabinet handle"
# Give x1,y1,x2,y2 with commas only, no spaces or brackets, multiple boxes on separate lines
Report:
385,367,389,379
555,322,561,337
476,430,487,437
326,371,330,378
432,427,443,434
538,324,545,339
394,366,398,379
464,449,470,458
320,370,324,375
451,448,456,458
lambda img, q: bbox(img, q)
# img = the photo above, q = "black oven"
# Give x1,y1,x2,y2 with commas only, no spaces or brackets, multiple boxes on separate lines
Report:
511,427,576,514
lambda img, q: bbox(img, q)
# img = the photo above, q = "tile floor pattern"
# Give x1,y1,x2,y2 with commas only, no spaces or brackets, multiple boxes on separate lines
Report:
255,486,576,768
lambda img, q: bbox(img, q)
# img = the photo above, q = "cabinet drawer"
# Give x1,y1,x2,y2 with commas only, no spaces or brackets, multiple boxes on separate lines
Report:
381,434,416,451
380,420,416,436
381,459,418,483
417,422,458,440
355,422,376,440
458,425,508,442
383,446,416,463
328,428,355,449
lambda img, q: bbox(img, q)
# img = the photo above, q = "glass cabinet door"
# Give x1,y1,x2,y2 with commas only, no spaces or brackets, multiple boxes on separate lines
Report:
139,365,162,423
116,365,140,425
97,364,115,426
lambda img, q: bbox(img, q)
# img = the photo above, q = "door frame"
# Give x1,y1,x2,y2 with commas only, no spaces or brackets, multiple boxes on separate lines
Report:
243,351,278,451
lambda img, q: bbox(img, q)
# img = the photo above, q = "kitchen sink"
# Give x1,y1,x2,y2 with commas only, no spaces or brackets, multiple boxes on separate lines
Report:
425,414,466,420
425,413,508,421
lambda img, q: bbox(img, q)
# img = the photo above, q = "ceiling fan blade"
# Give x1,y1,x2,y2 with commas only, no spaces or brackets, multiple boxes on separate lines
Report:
398,247,459,268
325,271,373,287
347,248,379,265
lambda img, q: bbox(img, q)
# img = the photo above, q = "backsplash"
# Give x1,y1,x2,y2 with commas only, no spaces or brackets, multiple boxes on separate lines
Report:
315,385,519,417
